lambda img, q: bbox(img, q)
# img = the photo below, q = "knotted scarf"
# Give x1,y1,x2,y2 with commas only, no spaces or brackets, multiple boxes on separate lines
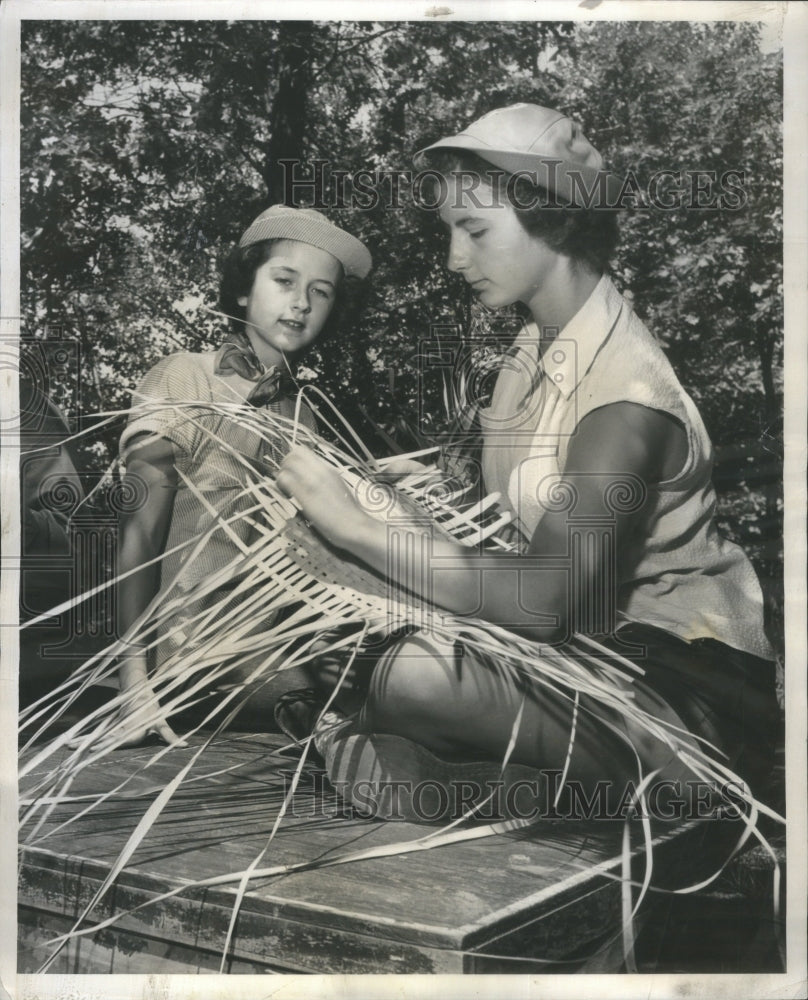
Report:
214,331,299,407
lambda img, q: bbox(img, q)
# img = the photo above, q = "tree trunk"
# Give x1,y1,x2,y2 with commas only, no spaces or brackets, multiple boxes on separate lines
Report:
264,21,314,204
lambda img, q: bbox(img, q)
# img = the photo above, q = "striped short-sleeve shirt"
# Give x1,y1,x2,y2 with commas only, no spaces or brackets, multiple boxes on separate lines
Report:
120,350,316,664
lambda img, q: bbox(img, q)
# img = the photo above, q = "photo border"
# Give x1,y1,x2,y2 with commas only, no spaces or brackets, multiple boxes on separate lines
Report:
2,2,805,998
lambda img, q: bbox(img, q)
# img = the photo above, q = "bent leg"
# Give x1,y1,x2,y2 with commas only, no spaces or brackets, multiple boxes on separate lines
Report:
359,633,699,789
307,630,712,823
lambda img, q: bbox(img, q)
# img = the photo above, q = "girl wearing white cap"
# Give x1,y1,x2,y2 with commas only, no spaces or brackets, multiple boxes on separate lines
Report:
277,105,778,820
114,207,371,746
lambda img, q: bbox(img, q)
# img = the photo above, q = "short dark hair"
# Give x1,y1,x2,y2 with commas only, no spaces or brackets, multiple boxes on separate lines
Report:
218,239,361,343
419,150,620,276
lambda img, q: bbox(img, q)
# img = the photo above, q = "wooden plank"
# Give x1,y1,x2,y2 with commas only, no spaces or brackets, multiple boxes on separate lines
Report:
18,908,288,975
19,840,630,973
19,732,699,973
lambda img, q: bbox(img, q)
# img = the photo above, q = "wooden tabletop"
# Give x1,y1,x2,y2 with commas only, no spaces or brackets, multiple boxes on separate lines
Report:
19,732,700,974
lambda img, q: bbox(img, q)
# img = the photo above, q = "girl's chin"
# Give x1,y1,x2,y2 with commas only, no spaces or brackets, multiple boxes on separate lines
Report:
254,332,310,356
475,288,512,309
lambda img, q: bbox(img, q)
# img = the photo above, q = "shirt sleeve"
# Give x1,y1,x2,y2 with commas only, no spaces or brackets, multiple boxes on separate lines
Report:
120,354,212,462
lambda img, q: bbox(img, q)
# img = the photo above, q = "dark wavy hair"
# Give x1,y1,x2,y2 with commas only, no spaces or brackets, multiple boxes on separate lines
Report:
218,239,363,344
418,150,620,276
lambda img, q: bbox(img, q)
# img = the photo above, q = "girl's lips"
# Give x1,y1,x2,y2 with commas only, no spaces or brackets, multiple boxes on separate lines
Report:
279,319,306,332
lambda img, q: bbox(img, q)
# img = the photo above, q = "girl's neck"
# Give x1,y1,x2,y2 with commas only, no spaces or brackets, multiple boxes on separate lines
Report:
245,327,285,370
525,259,602,337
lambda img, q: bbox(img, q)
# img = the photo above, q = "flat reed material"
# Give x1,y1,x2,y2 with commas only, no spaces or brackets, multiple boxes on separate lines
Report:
18,392,784,972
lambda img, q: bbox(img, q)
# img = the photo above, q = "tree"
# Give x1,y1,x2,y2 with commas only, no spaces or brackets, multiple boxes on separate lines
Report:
547,21,783,641
19,18,783,647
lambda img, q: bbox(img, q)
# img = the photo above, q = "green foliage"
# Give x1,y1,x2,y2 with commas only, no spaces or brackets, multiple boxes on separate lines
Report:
545,22,783,649
556,22,782,443
20,19,783,649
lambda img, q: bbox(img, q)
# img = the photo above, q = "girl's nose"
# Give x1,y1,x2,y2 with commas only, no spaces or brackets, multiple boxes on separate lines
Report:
447,233,468,273
292,287,311,313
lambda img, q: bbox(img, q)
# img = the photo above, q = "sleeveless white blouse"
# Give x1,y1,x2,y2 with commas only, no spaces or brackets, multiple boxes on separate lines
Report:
479,275,774,661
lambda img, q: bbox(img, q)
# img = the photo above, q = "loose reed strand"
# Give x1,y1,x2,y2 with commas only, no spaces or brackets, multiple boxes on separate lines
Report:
20,393,783,970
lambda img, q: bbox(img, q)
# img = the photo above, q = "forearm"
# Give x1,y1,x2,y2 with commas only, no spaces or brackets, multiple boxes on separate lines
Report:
342,510,567,641
117,521,166,639
117,647,150,694
116,520,167,693
277,445,568,639
114,439,178,651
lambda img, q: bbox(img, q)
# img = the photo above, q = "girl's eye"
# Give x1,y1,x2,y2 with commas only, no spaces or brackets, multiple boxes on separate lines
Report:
274,277,293,287
312,287,332,300
469,230,487,240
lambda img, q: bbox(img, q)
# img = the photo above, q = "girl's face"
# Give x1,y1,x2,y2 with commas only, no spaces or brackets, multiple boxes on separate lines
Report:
438,176,557,315
239,239,342,367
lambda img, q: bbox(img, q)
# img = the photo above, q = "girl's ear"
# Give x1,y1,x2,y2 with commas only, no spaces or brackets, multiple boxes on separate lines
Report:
237,295,248,307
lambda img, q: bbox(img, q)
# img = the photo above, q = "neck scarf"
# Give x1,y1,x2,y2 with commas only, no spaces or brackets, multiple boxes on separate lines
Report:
214,330,299,407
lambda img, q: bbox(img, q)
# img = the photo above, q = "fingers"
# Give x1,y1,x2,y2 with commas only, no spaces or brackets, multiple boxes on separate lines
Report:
66,724,146,753
279,444,316,473
65,713,188,753
277,446,346,504
152,720,188,747
374,463,441,484
275,467,293,497
375,459,429,477
276,445,317,497
113,726,154,750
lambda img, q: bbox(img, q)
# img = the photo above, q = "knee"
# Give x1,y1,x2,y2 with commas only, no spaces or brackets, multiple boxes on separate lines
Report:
363,635,457,735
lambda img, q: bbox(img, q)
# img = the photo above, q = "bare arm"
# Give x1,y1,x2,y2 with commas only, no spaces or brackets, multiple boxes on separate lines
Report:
114,434,184,745
276,403,685,642
117,435,178,637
